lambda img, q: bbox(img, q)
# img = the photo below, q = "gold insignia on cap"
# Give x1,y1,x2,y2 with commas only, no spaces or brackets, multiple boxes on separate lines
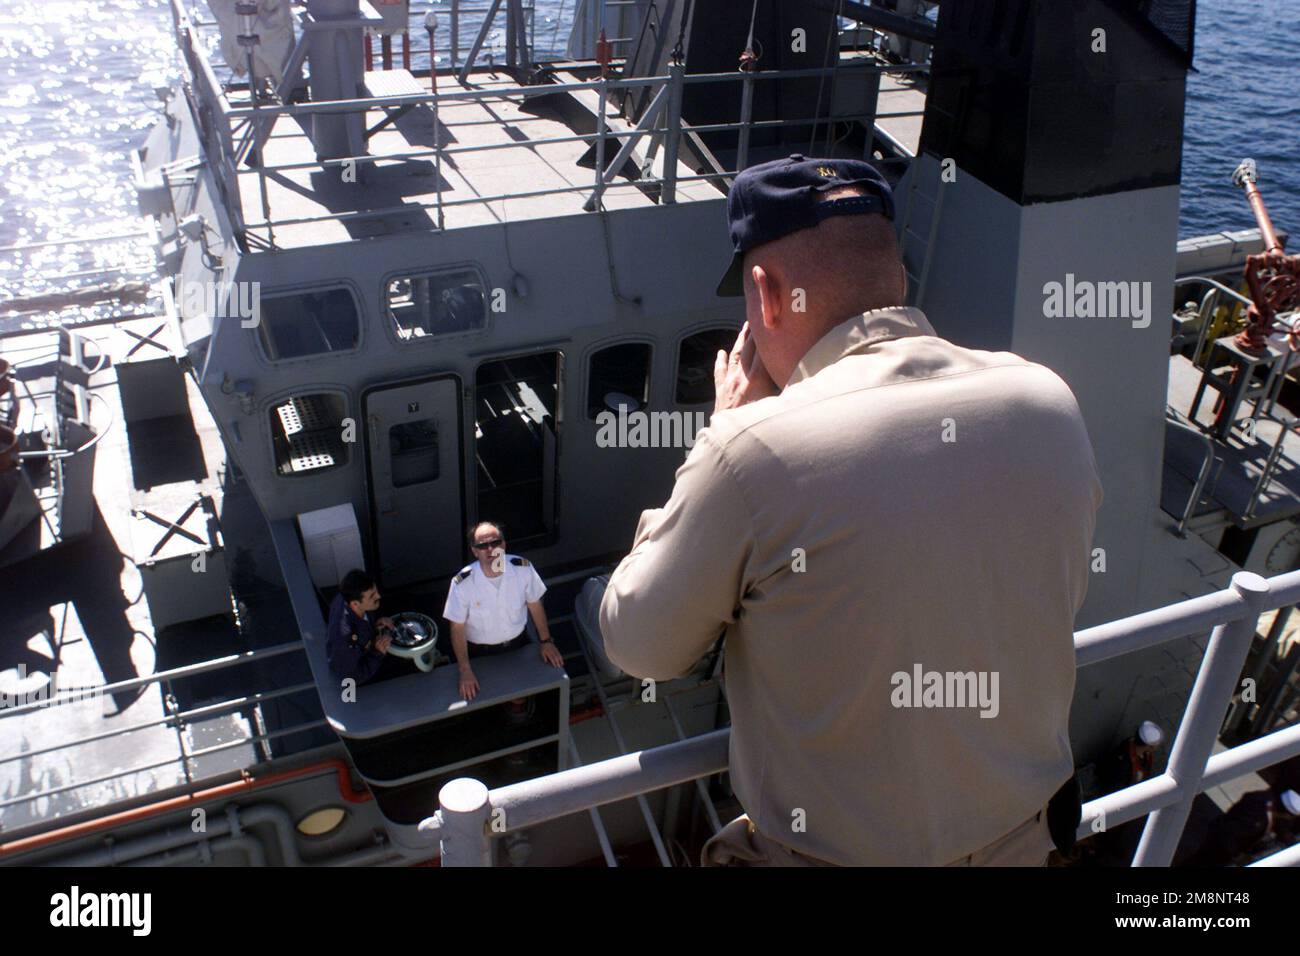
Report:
817,165,836,178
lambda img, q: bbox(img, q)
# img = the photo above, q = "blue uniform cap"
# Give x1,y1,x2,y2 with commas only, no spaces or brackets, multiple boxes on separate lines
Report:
716,154,895,297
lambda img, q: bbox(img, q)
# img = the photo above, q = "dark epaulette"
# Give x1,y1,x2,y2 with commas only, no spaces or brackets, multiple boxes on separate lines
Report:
510,556,529,567
454,565,474,583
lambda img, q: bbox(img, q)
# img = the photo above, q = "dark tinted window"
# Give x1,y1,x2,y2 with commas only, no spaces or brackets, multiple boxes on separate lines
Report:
676,328,738,405
587,343,651,419
258,288,359,360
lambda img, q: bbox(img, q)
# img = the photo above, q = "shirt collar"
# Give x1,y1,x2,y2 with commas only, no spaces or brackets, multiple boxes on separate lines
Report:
787,307,936,386
473,559,508,582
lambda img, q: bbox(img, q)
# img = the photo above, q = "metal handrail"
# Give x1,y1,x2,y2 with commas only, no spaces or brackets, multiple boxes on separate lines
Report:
220,63,923,120
237,109,919,233
0,717,329,810
171,0,245,233
1183,275,1254,370
1164,410,1218,535
0,640,304,720
167,0,926,242
0,682,316,766
241,171,737,234
426,569,1300,866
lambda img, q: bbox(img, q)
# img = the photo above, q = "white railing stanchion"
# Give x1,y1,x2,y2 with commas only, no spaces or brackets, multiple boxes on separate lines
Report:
437,778,493,866
1133,571,1271,866
1249,842,1300,867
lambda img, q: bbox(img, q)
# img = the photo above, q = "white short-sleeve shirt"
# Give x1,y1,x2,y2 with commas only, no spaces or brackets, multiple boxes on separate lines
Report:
443,555,547,645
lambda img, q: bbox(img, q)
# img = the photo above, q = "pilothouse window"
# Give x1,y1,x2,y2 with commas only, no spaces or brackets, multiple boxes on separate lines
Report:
587,343,651,419
676,328,740,405
258,288,360,361
387,268,488,340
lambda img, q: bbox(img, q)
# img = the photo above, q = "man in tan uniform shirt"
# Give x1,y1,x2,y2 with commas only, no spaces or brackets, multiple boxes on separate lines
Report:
598,155,1103,866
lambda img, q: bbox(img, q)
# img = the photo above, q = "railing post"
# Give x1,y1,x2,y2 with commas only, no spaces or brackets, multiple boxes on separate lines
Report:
661,60,685,204
584,82,668,211
433,88,445,231
1132,571,1270,866
737,69,755,171
585,76,609,212
450,0,460,69
506,0,517,66
437,778,493,866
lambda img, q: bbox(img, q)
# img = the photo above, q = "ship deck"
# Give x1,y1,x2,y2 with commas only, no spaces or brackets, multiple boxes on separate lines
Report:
875,70,926,155
0,316,304,833
239,68,722,250
234,55,927,252
1163,352,1300,528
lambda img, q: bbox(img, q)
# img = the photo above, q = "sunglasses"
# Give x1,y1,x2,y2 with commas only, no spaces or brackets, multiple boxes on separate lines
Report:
473,538,503,550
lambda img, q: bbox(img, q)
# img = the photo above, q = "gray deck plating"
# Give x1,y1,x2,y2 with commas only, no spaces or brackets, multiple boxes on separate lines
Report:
240,68,719,250
0,316,258,832
1164,352,1300,527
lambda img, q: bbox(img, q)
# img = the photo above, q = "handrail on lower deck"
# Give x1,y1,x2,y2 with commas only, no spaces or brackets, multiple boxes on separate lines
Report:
1164,409,1218,536
425,569,1300,867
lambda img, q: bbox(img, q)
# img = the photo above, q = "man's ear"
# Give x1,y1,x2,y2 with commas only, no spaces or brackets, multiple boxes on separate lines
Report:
752,264,781,330
899,260,909,303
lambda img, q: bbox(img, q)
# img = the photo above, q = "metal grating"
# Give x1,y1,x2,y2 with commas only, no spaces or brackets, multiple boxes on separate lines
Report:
276,394,334,437
284,430,343,474
273,394,346,474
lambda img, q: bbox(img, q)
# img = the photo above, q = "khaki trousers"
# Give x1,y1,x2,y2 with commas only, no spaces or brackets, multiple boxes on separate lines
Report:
701,809,1053,867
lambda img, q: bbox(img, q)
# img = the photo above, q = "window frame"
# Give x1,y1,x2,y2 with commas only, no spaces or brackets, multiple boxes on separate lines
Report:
672,324,742,407
381,262,492,345
252,282,365,366
582,337,656,422
264,386,354,480
388,417,444,489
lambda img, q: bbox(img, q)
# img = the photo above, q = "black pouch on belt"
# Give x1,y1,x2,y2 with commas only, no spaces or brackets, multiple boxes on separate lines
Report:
1046,773,1082,855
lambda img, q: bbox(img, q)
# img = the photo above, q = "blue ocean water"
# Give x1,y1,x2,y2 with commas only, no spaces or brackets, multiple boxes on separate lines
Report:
0,1,1296,323
1181,0,1300,238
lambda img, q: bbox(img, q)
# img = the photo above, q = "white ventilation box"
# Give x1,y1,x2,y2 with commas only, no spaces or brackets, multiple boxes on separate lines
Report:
297,504,365,589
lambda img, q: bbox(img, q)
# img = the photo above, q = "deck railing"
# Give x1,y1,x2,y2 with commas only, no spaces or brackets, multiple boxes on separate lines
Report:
166,0,927,250
3,558,1299,864
422,570,1300,867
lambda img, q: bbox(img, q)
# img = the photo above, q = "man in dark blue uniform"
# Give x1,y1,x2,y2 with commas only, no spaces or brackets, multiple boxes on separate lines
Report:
326,569,396,685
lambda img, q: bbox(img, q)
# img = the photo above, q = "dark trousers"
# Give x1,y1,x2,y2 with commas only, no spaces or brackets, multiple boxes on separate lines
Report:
364,653,417,684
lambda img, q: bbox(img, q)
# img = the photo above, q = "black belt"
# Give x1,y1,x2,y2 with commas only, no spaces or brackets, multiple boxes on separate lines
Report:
469,632,529,654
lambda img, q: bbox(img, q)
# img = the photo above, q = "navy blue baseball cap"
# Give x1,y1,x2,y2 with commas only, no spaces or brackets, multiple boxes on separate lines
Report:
716,154,895,297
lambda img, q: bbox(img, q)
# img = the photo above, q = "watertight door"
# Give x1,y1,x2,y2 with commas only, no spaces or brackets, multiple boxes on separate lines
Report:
365,376,462,587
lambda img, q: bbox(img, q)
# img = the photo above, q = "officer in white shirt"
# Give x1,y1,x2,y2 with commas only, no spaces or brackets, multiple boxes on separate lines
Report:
443,521,564,700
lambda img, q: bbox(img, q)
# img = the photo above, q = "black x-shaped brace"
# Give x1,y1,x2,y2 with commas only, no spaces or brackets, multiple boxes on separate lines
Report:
134,498,207,556
125,323,169,359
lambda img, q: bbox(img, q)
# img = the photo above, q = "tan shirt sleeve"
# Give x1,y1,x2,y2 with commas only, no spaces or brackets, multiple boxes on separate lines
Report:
599,431,754,680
